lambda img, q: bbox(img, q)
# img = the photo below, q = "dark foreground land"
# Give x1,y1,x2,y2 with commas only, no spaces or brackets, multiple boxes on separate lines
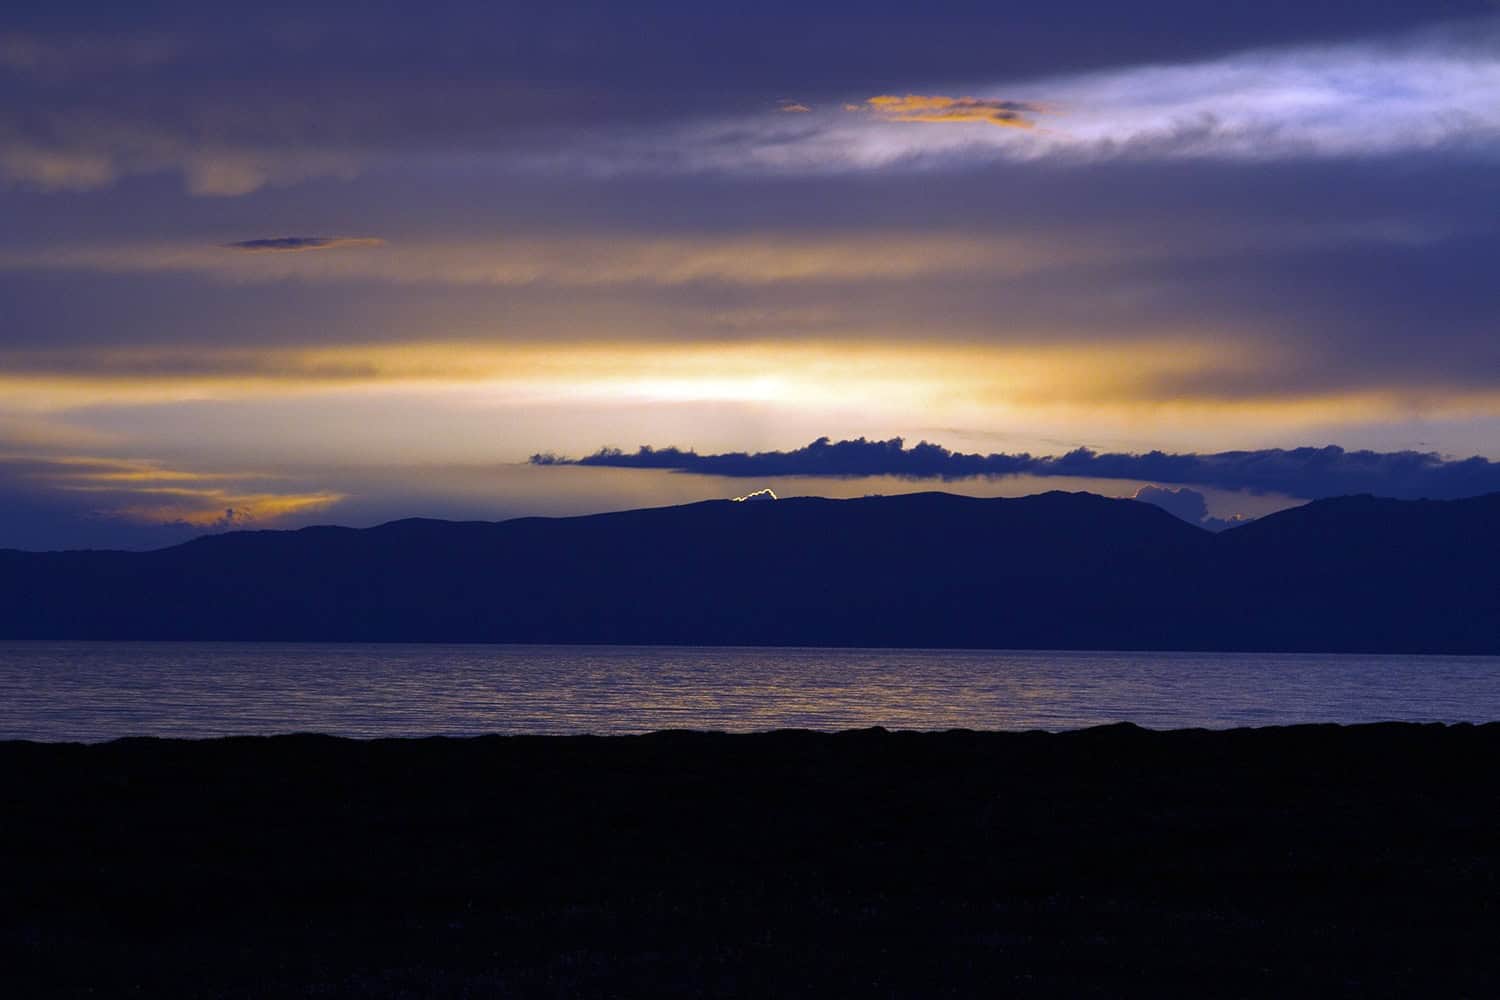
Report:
4,724,1499,997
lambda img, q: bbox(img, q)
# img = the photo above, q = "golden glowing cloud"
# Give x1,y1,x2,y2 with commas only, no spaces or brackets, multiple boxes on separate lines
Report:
862,94,1043,127
2,453,343,527
108,491,343,527
24,456,241,483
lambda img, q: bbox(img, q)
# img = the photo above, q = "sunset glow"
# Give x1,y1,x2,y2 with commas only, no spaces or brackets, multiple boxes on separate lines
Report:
3,1,1498,547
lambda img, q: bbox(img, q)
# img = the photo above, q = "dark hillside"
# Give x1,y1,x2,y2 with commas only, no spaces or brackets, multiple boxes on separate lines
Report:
2,491,1496,651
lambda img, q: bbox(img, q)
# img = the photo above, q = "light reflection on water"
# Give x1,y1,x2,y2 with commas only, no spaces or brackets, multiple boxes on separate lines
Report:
1,641,1497,742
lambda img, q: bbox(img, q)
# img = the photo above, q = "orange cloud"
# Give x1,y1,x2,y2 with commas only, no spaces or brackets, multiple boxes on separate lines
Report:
778,100,811,113
109,490,343,527
1,453,343,527
862,94,1042,127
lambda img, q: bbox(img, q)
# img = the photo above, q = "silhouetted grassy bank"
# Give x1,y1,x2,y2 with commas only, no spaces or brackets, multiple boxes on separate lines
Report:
4,723,1498,996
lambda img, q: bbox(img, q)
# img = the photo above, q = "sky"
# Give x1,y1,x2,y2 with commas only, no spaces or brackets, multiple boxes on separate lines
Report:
3,0,1499,549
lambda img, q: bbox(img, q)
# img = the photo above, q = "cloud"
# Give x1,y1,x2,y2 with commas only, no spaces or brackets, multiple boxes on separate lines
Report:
224,237,386,253
4,213,1449,291
0,452,344,549
862,94,1041,127
0,144,116,190
0,32,175,81
0,14,1494,199
1132,485,1250,531
3,232,1080,286
4,334,1498,463
2,454,344,524
585,18,1500,175
106,489,342,527
1133,484,1210,523
532,436,1500,501
0,119,361,195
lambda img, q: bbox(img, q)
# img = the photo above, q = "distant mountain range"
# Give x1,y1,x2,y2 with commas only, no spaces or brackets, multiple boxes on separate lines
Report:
2,491,1496,652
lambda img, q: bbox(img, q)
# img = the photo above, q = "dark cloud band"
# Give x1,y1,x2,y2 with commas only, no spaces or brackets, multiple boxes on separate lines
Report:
532,436,1500,501
225,237,384,253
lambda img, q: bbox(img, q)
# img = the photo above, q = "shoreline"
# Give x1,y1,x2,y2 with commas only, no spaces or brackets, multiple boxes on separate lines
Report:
6,723,1499,995
5,716,1500,745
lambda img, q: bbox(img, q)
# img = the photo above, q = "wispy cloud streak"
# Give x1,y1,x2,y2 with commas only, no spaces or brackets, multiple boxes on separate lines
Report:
607,20,1500,173
224,237,385,253
0,216,1449,288
3,18,1495,194
0,32,175,80
0,454,342,530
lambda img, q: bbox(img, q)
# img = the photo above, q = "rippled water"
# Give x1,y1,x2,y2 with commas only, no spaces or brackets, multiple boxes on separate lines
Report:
1,641,1497,741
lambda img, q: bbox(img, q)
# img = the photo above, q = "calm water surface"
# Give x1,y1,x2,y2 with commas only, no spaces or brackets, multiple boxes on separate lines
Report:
1,642,1497,741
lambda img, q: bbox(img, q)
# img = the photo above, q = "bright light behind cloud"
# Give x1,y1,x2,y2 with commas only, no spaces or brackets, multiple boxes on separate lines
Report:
8,338,1500,447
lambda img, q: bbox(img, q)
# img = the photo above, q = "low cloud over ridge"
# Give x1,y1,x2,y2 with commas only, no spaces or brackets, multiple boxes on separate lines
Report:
531,436,1500,501
1133,485,1251,531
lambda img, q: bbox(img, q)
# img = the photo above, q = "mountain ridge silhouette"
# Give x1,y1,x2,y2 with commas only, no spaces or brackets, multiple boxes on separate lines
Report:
2,490,1496,652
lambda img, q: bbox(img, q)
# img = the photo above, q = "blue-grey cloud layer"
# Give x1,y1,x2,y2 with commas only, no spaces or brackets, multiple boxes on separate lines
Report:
4,3,1496,192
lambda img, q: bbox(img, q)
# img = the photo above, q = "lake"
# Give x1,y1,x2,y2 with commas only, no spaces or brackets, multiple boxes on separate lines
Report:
3,641,1498,741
